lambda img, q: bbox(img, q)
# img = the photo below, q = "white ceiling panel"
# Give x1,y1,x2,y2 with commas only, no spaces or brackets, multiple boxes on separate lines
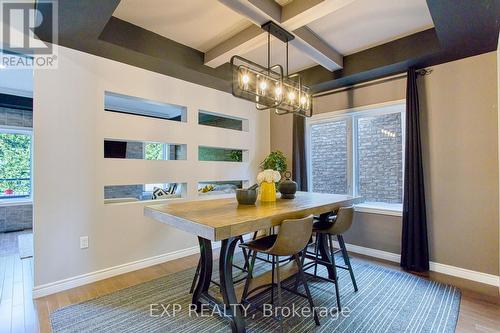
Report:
240,41,317,74
307,0,434,55
113,0,253,52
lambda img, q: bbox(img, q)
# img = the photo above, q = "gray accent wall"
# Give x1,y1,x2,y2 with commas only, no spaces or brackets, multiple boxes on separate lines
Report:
271,52,499,276
0,106,33,232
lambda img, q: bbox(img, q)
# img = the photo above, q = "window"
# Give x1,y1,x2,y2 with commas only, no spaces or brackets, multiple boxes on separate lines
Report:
0,128,32,200
307,103,405,209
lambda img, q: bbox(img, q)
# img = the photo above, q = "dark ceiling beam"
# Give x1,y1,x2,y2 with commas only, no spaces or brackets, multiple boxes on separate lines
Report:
35,0,233,93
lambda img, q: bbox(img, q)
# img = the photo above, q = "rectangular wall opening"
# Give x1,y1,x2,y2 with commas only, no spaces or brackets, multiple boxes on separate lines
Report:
198,111,248,131
198,180,247,196
104,182,186,204
198,146,248,162
105,91,187,122
104,139,187,160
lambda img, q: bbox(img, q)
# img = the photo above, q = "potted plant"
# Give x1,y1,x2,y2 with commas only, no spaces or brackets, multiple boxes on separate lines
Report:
260,150,288,174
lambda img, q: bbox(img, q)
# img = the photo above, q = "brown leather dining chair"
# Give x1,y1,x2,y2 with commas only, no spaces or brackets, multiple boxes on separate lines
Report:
302,206,358,310
240,215,320,331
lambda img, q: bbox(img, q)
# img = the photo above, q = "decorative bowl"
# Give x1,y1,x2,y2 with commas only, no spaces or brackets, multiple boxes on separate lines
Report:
236,189,257,205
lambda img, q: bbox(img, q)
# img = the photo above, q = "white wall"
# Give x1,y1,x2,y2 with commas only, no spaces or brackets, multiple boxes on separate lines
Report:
32,46,270,293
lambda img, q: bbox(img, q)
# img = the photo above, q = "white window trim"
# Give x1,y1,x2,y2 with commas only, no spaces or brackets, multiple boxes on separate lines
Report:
0,125,33,202
354,202,403,217
306,100,406,216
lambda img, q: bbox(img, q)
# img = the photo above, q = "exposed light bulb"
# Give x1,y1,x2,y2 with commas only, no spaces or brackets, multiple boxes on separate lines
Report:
275,86,282,97
259,81,268,90
288,91,296,101
300,96,307,105
241,74,250,84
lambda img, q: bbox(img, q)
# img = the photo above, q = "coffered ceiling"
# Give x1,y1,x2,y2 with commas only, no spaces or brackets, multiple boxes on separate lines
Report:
113,0,434,73
34,0,500,94
113,0,252,52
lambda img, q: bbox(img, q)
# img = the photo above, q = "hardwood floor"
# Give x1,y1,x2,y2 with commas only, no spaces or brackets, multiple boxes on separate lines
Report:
0,233,499,333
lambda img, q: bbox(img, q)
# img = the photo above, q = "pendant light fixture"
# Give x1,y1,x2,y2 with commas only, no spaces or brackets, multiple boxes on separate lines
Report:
230,21,312,117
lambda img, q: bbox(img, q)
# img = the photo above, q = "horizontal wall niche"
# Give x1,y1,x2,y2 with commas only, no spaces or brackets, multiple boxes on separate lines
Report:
198,146,248,162
104,139,187,160
105,91,187,122
198,110,248,131
198,180,247,196
104,182,186,204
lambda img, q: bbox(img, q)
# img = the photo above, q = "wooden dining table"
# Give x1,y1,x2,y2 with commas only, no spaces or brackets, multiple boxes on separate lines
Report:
144,191,358,333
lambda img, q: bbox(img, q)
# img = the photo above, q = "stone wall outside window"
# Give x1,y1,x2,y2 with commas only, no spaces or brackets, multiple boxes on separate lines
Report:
357,113,403,203
310,112,403,204
310,120,349,194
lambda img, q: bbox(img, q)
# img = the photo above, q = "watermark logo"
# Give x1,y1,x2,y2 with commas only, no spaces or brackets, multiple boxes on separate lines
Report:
1,0,58,68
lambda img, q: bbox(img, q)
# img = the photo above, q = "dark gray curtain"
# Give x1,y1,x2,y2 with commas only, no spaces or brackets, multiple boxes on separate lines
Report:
400,67,429,272
292,115,308,191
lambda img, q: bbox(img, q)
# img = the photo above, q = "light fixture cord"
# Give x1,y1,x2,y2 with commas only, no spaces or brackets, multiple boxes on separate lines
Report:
267,30,270,73
286,41,289,77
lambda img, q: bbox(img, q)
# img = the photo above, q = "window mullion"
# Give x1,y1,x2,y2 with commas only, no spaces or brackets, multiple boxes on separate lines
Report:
351,116,358,197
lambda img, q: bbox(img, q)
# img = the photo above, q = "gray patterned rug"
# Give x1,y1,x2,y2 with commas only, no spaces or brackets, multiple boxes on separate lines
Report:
50,254,460,333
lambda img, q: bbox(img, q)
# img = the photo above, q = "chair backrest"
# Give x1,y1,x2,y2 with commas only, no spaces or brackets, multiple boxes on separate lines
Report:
268,215,313,256
328,206,354,235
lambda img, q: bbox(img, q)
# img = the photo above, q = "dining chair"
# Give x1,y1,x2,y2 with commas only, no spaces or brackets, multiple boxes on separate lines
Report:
240,215,320,331
301,206,358,310
189,235,249,294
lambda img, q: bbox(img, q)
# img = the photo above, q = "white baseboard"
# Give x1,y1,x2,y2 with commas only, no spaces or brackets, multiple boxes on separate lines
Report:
334,241,500,287
34,237,499,299
32,236,252,299
33,245,200,298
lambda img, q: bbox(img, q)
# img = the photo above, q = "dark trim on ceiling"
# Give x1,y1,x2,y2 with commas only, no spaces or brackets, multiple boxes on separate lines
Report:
34,0,500,95
35,0,232,93
301,0,500,93
0,93,33,111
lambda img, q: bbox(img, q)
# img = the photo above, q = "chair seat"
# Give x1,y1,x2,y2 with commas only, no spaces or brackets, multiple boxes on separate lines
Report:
313,216,337,234
240,234,277,253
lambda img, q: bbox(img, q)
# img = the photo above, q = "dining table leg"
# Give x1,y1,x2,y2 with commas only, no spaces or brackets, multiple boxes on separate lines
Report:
317,213,335,280
191,237,213,310
219,237,246,333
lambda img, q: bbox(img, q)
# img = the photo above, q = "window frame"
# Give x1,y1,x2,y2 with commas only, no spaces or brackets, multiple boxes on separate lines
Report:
306,100,406,215
0,125,33,204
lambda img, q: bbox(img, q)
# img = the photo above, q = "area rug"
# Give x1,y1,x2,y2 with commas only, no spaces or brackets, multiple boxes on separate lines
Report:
18,232,33,259
50,254,460,333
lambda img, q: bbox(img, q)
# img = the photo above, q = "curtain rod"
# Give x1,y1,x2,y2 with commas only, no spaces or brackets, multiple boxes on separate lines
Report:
312,68,432,98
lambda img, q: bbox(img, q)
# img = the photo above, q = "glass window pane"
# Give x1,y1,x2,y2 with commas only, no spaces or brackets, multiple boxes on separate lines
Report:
0,132,31,199
310,120,349,194
357,112,403,204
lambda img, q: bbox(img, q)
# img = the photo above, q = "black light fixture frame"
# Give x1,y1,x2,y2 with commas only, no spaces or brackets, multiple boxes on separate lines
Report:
230,21,312,117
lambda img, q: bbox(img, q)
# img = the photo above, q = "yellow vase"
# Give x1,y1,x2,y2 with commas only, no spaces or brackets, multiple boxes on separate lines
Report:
260,182,276,202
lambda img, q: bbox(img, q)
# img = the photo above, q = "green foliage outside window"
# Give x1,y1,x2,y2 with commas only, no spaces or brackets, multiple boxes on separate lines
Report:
145,143,164,160
0,133,31,194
